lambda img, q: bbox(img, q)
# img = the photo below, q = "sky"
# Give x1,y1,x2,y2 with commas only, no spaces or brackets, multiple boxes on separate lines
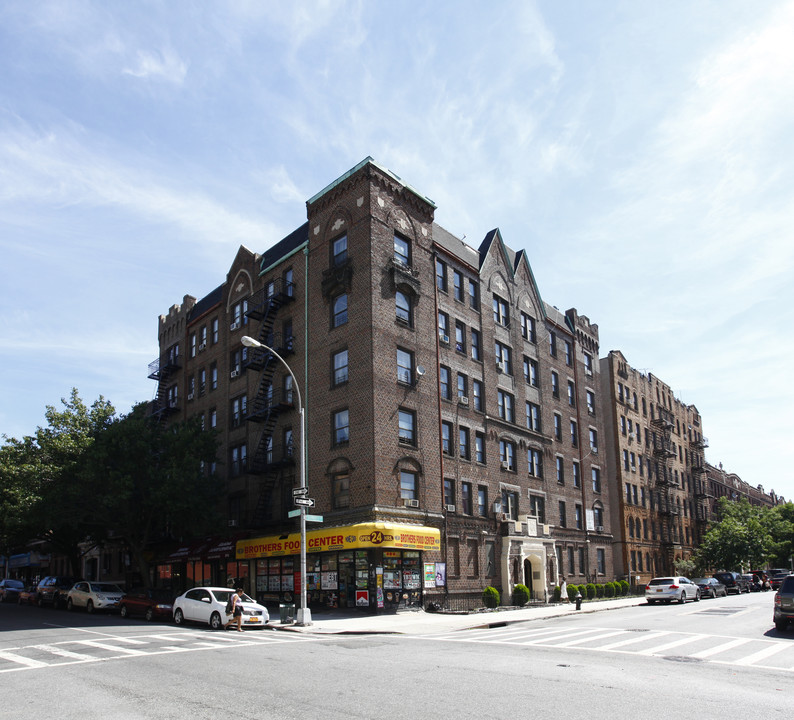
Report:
1,1,792,501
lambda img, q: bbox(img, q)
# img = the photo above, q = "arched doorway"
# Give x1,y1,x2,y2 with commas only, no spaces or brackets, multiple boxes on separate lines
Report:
524,558,533,596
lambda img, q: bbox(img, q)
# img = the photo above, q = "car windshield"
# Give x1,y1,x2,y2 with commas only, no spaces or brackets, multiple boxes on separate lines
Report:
692,579,709,584
5,580,24,588
211,589,255,603
92,583,123,593
649,578,674,586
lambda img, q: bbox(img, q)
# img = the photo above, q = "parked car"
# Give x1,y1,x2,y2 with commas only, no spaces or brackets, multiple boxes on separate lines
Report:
17,585,37,605
770,572,791,590
120,588,174,621
712,571,750,595
35,576,79,608
66,581,124,613
0,578,25,603
172,587,269,630
692,577,727,599
645,576,700,604
773,575,794,632
743,574,762,592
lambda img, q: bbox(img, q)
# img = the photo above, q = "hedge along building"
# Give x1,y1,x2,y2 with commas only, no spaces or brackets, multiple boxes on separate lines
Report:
151,158,614,610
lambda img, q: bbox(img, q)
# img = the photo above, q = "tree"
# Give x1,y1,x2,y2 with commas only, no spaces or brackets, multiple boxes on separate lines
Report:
694,497,769,572
764,502,794,569
0,436,42,574
84,403,222,587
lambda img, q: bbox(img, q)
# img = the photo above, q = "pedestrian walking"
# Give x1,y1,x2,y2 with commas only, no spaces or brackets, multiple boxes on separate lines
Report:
560,577,568,603
224,587,245,632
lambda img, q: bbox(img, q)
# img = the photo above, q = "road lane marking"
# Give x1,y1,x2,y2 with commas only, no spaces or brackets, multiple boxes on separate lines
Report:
598,631,666,650
76,640,147,655
637,634,707,655
32,644,97,661
549,629,627,647
733,642,791,666
0,650,48,668
690,637,752,658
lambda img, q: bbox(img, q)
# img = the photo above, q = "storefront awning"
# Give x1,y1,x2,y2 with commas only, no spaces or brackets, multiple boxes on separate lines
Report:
165,538,215,563
236,522,441,560
9,552,49,569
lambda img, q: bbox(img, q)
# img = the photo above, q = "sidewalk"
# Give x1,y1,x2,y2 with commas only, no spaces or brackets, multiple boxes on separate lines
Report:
272,595,645,635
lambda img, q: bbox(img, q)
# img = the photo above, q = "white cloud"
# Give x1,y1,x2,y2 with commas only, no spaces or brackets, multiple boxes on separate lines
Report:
122,48,188,84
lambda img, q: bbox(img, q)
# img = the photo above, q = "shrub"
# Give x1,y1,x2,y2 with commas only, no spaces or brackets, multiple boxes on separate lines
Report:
604,582,615,598
482,586,500,608
595,583,605,598
512,584,530,606
619,580,629,595
585,583,596,600
552,585,561,602
567,583,579,601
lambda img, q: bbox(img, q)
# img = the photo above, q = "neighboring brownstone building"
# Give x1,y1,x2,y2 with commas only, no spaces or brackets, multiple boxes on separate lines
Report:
150,158,614,610
703,463,782,520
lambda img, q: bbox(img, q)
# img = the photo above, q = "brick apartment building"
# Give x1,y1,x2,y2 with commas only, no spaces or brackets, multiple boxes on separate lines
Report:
600,350,709,584
703,463,781,519
149,157,615,611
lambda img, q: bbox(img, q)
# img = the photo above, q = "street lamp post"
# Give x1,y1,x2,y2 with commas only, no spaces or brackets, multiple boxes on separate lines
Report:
241,335,311,626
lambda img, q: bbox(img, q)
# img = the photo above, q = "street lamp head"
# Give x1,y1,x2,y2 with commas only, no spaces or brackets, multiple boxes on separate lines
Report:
241,335,261,348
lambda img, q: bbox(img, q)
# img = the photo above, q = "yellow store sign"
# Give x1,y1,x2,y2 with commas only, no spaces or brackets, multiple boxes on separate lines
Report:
236,522,440,560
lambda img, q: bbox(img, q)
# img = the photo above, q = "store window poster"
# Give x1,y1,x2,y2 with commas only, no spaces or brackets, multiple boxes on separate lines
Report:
435,562,446,587
356,590,369,607
424,563,435,588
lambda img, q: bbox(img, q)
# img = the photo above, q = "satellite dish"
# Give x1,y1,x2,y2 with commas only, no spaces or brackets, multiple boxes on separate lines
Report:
416,365,426,377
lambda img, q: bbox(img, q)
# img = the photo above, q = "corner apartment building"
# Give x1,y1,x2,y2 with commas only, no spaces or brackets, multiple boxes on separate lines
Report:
600,350,708,584
150,158,614,611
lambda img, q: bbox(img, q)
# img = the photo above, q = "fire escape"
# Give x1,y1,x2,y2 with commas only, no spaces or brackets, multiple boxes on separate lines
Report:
652,407,677,573
147,344,181,423
691,435,711,543
242,277,296,527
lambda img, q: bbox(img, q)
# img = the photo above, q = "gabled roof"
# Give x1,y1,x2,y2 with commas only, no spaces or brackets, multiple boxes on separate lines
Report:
432,222,479,269
260,222,309,274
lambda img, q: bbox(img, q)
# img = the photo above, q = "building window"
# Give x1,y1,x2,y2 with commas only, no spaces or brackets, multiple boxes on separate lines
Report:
394,233,410,266
492,296,508,328
397,348,413,385
526,401,541,432
332,349,349,386
209,408,217,428
438,311,450,343
444,478,455,507
398,409,416,446
586,390,595,415
524,356,539,387
469,280,479,310
231,395,247,428
572,461,580,488
584,352,594,376
332,234,348,266
199,368,206,396
400,470,417,501
502,489,519,520
457,373,468,400
499,439,515,471
549,331,557,357
553,413,562,441
564,340,572,366
211,317,219,344
436,258,447,292
597,548,605,575
495,341,512,375
589,428,598,454
200,326,208,346
567,380,576,406
475,432,485,463
459,426,470,460
570,420,578,447
333,409,349,446
521,312,536,343
497,390,515,423
551,371,559,398
472,379,483,412
556,457,565,484
575,504,583,530
453,269,464,302
333,472,350,509
592,467,602,493
461,482,472,514
558,501,567,527
332,293,348,327
455,321,466,354
396,291,412,326
190,333,197,357
478,487,488,517
230,444,247,477
210,363,218,391
439,366,451,400
471,329,481,361
528,448,543,478
441,421,454,455
529,494,545,523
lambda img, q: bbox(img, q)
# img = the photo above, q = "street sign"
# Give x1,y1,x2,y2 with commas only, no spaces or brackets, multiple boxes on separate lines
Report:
294,497,315,507
287,509,301,518
292,487,309,497
305,514,324,523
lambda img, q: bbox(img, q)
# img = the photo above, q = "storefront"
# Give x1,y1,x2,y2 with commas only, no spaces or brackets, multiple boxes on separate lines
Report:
236,522,441,611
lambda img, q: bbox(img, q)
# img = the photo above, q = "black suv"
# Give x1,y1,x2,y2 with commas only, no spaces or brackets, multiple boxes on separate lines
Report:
713,571,750,595
35,576,78,608
773,574,794,631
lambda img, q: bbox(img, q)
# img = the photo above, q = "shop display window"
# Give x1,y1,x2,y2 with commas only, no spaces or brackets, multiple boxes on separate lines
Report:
383,552,402,589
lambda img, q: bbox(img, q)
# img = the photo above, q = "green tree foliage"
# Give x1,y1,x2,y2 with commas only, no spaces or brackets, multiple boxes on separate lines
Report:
764,503,794,568
0,436,42,564
84,403,222,586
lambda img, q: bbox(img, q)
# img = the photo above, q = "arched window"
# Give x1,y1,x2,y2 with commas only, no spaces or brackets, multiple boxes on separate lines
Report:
396,290,412,325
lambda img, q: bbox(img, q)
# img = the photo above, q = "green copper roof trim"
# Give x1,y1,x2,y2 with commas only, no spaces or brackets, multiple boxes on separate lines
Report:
259,240,308,276
307,157,436,209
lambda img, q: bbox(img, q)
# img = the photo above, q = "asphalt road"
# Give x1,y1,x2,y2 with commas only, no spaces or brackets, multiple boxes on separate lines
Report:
1,591,790,719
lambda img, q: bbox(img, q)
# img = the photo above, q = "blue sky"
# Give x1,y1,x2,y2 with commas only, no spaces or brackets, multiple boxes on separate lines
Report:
1,1,792,501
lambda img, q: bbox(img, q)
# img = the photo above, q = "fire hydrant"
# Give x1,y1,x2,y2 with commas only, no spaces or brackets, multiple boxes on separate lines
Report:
575,591,582,610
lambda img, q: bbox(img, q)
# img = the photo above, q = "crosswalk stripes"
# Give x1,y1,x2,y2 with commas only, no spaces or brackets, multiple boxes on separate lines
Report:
0,629,320,673
417,625,794,672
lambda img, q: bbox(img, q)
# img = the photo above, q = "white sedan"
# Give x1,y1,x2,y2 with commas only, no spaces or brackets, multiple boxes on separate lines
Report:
645,576,700,605
172,587,269,630
66,581,125,613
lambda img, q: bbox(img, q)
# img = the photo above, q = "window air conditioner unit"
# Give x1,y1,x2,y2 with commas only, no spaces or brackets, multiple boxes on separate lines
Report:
198,342,206,351
496,361,504,373
230,321,240,331
230,370,239,378
585,368,593,377
458,396,469,405
446,504,456,513
187,393,194,401
228,520,238,527
439,331,449,344
596,525,604,533
404,498,420,508
501,461,510,471
168,399,177,408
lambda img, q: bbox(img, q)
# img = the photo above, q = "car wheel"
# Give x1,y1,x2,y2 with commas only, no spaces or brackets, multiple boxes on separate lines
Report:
174,608,184,625
775,620,787,632
145,607,154,622
647,599,656,605
210,612,223,630
67,598,74,612
679,592,686,604
36,595,44,608
86,600,94,614
694,590,700,602
120,605,129,619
